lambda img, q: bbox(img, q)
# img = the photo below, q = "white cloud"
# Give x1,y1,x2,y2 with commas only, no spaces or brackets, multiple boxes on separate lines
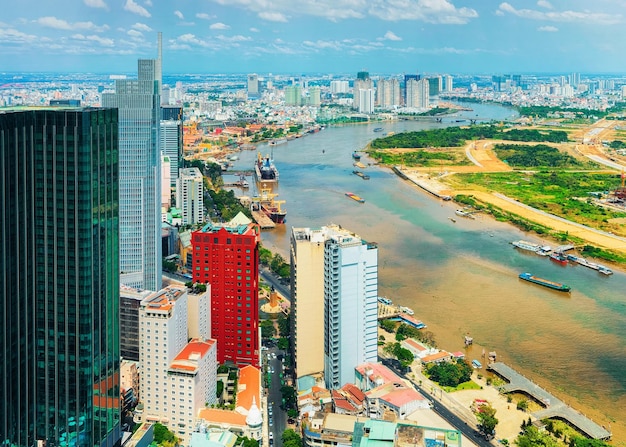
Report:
131,22,152,32
216,34,252,42
174,10,184,20
380,30,402,41
196,13,215,20
127,29,143,38
35,17,109,32
144,0,152,6
258,11,288,22
71,33,114,46
0,27,39,44
84,0,108,9
538,25,558,31
124,0,151,17
537,0,553,9
497,2,621,24
249,27,260,32
206,0,476,24
210,22,230,30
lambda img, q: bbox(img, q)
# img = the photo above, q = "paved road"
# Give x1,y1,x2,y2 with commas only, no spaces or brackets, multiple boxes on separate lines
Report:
265,347,288,447
259,267,291,300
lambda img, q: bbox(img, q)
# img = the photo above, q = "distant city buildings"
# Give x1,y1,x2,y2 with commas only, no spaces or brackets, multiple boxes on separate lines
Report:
102,55,162,291
353,71,374,111
358,88,375,114
330,80,349,94
285,85,303,105
0,107,121,447
405,78,429,109
177,167,205,225
191,213,261,367
377,78,401,108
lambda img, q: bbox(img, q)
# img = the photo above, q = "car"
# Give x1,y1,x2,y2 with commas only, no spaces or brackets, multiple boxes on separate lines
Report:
269,418,273,427
269,408,273,416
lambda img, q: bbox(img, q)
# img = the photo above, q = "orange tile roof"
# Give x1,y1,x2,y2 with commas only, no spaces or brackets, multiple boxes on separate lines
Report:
170,339,216,372
236,365,261,411
198,408,247,426
420,351,451,363
402,338,427,351
341,383,366,405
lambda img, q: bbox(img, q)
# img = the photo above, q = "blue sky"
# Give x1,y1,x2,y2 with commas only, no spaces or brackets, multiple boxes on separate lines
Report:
1,0,625,75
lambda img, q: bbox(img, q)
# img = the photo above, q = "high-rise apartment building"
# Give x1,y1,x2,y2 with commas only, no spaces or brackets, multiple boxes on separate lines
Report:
191,214,261,367
358,89,375,114
160,118,183,186
406,79,429,109
377,78,401,108
120,286,153,362
0,107,121,447
308,86,321,106
330,80,349,94
353,72,373,111
102,55,162,291
290,226,378,388
284,85,302,106
176,167,204,225
444,75,454,92
248,74,260,99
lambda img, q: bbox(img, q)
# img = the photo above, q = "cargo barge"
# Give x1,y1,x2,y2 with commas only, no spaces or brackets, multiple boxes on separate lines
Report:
518,272,571,292
345,192,365,203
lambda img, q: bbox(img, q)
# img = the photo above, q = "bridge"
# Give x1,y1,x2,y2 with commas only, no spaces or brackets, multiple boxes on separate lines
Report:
488,362,611,440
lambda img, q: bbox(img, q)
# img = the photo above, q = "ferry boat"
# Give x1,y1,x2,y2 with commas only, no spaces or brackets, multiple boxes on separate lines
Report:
511,240,540,253
518,272,571,292
400,306,414,316
549,252,568,265
378,297,392,305
269,138,287,146
472,359,482,369
345,192,365,203
455,209,475,219
352,151,361,161
373,127,384,132
352,170,370,180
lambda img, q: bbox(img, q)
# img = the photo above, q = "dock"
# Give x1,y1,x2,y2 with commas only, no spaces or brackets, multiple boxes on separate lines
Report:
488,362,611,440
251,211,275,229
392,166,452,200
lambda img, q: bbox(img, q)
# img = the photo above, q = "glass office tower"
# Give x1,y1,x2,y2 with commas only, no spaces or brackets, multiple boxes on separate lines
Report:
0,108,120,447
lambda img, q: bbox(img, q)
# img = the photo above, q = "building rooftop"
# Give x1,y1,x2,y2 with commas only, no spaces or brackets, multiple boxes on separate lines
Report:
141,286,186,313
197,408,247,427
170,339,216,373
356,362,404,386
236,365,261,414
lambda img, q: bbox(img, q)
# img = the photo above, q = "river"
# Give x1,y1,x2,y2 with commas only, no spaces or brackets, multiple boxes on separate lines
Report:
228,102,626,442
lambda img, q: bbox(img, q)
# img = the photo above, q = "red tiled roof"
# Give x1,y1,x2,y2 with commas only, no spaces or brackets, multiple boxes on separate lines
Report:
237,365,261,411
170,339,216,372
341,383,366,404
198,408,246,426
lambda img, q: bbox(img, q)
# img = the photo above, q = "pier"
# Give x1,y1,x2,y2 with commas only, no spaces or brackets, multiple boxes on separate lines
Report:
488,362,611,440
251,211,275,229
392,166,452,200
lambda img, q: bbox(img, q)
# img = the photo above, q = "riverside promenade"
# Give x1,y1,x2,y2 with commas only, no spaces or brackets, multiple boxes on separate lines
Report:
488,362,611,440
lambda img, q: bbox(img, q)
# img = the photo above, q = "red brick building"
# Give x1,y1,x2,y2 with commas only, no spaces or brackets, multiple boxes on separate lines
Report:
191,215,260,367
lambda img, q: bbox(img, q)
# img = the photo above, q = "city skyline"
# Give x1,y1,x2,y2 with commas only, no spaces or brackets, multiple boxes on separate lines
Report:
1,1,626,74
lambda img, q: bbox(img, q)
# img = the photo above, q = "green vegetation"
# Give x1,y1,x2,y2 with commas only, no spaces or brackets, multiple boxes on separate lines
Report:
260,320,276,339
216,380,224,398
162,258,178,273
492,144,586,168
516,420,612,447
282,429,303,447
609,140,626,149
152,423,177,447
383,342,414,368
426,359,473,387
259,246,290,279
236,437,259,447
474,402,499,439
208,188,252,221
517,106,607,119
393,323,437,347
368,148,470,167
369,125,568,150
449,171,626,239
379,319,397,333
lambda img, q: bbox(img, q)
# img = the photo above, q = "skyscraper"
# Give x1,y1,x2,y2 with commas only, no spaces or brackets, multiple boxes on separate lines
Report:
353,72,373,111
290,226,378,388
406,79,429,109
324,226,378,389
191,214,261,367
103,53,162,291
176,167,204,225
377,78,400,108
0,107,120,447
247,74,260,99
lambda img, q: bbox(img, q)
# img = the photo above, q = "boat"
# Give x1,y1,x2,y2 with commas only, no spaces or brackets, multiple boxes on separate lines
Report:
378,297,392,305
345,192,365,203
354,161,366,169
400,306,414,316
567,254,613,275
455,209,475,219
472,359,482,369
373,127,384,132
252,187,286,224
598,266,613,275
352,170,370,180
255,152,279,183
352,151,361,161
448,217,456,223
269,138,287,146
511,240,540,253
549,252,568,265
518,272,571,292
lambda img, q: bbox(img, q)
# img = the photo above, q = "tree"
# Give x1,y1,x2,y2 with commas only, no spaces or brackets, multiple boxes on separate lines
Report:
278,337,289,350
395,346,414,368
237,436,259,447
282,429,302,447
475,403,499,439
260,320,276,339
153,423,176,445
162,259,178,273
379,319,396,333
278,314,290,337
516,426,558,447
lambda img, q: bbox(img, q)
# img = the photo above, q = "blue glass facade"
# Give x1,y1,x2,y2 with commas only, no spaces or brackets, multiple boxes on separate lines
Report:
0,108,120,447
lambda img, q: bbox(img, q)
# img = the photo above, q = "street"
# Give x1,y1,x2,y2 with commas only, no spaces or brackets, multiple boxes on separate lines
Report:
264,346,288,447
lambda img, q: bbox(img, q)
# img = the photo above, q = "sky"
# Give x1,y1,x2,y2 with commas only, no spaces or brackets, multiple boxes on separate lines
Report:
1,0,626,75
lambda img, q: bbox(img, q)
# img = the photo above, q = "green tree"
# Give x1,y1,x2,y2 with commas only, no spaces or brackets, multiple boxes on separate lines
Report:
379,319,396,333
282,429,302,447
395,345,414,368
278,315,290,337
475,403,499,439
237,436,259,447
278,337,289,350
260,320,276,339
516,426,558,447
259,246,273,266
280,385,297,409
516,399,529,412
153,423,176,445
162,259,178,273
